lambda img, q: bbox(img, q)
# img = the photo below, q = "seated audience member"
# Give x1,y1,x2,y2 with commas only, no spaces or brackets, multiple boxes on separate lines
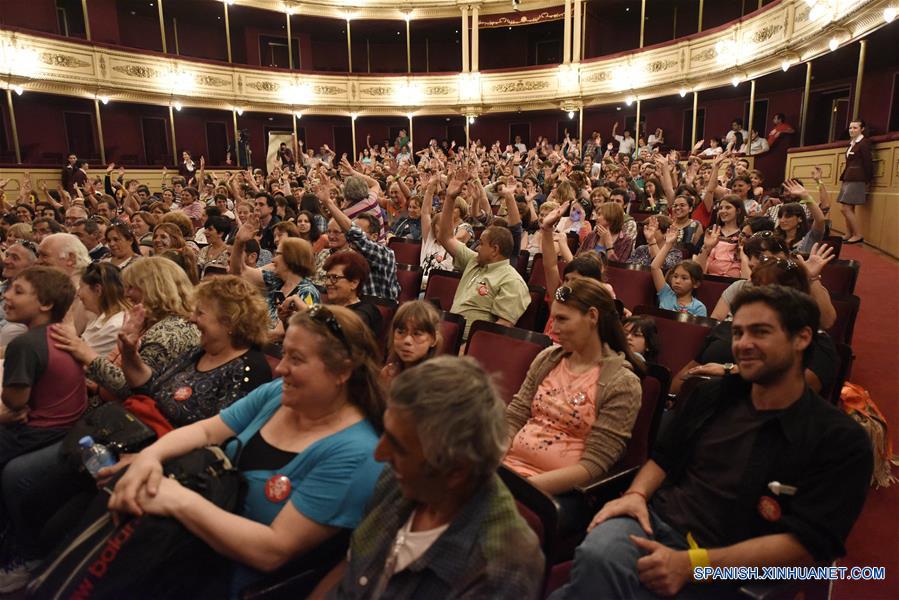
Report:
115,276,272,429
0,266,85,467
107,306,385,595
4,223,32,248
230,222,319,327
777,181,826,254
437,171,530,338
552,286,872,599
152,222,189,256
130,211,158,254
35,233,93,334
317,179,401,302
767,112,795,146
77,262,130,356
675,258,839,396
319,356,544,599
381,300,443,388
419,177,454,289
30,218,64,244
694,196,746,277
51,257,199,400
0,241,36,348
102,223,141,269
631,215,682,270
504,278,643,502
650,229,707,317
623,315,660,364
70,218,109,262
577,202,634,262
312,218,353,286
296,210,323,248
197,216,232,277
390,196,423,240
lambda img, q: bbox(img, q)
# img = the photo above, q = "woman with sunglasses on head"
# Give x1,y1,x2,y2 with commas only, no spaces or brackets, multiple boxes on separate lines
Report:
504,278,643,529
777,179,826,254
106,306,385,596
381,300,443,388
673,255,839,396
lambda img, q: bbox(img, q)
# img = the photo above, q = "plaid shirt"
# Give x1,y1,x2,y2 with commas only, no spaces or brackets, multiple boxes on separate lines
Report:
332,468,544,600
346,226,400,301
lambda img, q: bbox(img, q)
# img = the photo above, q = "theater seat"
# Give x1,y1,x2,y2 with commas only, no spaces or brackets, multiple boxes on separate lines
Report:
498,466,555,587
605,262,657,310
465,321,552,405
516,285,548,332
820,259,860,296
694,274,740,314
529,253,567,289
387,237,422,265
830,343,854,405
362,296,398,357
423,269,461,311
394,263,423,303
827,294,860,346
615,363,670,472
634,306,716,378
439,311,466,356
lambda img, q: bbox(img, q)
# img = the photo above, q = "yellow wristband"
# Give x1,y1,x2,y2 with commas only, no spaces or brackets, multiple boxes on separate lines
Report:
689,548,711,579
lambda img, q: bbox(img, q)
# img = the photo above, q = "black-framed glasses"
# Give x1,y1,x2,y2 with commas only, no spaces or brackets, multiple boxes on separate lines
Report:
322,274,348,284
554,286,573,303
307,305,351,352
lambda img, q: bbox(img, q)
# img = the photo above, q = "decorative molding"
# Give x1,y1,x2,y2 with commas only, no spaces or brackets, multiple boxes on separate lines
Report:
111,64,160,79
40,52,90,69
314,85,345,96
691,47,717,63
479,10,565,28
245,80,280,92
753,23,783,43
196,75,231,88
492,80,550,93
425,86,451,95
361,86,393,96
646,58,678,73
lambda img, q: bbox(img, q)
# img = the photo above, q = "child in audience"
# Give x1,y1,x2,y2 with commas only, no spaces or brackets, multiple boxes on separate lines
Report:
381,300,443,387
622,315,660,364
651,228,707,316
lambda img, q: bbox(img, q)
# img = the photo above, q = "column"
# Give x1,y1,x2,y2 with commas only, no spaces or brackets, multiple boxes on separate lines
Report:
346,19,353,73
405,16,412,73
573,0,582,61
698,0,705,32
408,115,414,150
94,99,106,166
465,117,471,146
578,108,584,146
563,0,572,64
232,109,239,167
5,90,21,164
81,0,91,41
639,0,647,48
635,99,642,143
351,114,357,159
157,0,167,53
471,5,479,72
852,40,867,121
748,79,756,143
224,1,232,63
286,11,293,70
461,6,470,72
691,91,699,147
170,106,179,167
799,62,812,146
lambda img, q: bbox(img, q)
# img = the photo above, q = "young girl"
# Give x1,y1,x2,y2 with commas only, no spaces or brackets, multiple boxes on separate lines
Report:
622,315,660,364
651,228,707,316
696,195,745,277
381,300,443,388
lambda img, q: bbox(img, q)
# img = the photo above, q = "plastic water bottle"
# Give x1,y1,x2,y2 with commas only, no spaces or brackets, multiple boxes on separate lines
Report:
79,436,117,478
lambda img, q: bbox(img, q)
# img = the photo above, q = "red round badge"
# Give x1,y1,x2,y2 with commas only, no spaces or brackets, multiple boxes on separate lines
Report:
477,284,489,296
265,475,292,503
757,495,782,522
173,386,193,402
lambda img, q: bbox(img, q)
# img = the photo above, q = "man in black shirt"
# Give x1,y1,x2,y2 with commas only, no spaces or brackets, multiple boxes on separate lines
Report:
551,286,872,599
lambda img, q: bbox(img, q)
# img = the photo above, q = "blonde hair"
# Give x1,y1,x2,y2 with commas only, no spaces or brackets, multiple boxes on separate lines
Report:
122,257,194,323
556,181,576,205
194,276,269,348
7,223,33,242
161,211,195,239
453,197,469,219
598,202,625,234
278,238,314,277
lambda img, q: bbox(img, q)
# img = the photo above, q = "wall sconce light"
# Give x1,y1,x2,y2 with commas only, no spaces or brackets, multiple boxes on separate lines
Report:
12,85,24,96
679,88,688,97
828,37,839,51
351,112,358,121
235,107,243,116
625,95,634,106
173,101,183,111
294,111,302,119
467,115,475,124
99,95,109,105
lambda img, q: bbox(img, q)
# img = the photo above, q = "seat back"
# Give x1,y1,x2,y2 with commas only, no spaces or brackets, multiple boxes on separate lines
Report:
515,249,531,282
634,306,716,377
515,285,548,332
423,269,461,311
465,321,552,405
827,294,860,346
694,274,740,314
822,235,843,260
386,237,422,265
362,296,398,358
394,264,423,304
438,311,466,356
617,363,671,472
820,259,860,296
528,253,567,289
605,262,657,310
830,343,854,405
498,466,556,575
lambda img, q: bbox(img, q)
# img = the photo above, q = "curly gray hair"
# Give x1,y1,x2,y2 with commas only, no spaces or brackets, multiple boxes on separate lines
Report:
342,175,370,203
389,356,508,485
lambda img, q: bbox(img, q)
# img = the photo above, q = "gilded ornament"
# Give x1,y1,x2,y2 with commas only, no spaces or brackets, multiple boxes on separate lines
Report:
753,24,783,43
492,80,549,93
246,80,280,92
40,53,90,68
112,64,160,78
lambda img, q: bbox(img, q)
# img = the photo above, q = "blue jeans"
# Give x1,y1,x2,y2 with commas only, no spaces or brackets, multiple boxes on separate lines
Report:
549,509,737,599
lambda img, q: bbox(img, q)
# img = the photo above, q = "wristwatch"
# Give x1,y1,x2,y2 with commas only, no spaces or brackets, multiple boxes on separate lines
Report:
722,363,735,375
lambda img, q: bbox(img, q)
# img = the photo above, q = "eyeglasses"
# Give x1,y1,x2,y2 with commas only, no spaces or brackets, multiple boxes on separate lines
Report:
307,305,351,352
322,274,348,284
554,286,573,303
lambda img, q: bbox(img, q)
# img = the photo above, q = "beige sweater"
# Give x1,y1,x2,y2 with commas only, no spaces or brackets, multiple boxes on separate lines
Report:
505,344,642,483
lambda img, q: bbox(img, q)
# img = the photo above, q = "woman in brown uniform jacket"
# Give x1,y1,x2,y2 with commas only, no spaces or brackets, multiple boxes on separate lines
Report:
838,120,874,244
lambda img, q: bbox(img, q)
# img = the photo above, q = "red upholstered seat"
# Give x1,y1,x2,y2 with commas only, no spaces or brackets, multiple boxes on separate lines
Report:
465,321,552,405
694,274,740,314
386,237,422,266
394,264,423,303
529,253,567,289
604,262,657,310
423,269,461,311
634,306,716,378
438,312,466,356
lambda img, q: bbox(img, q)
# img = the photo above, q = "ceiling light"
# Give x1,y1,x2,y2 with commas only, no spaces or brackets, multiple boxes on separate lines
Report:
351,112,358,121
679,88,687,97
235,107,243,116
828,37,838,51
884,7,897,22
467,116,475,124
625,96,634,106
781,60,791,72
731,76,741,87
174,101,182,111
99,95,109,104
294,111,302,119
567,111,575,119
12,85,24,96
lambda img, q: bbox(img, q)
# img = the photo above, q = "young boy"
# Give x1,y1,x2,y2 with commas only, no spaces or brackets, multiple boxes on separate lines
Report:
1,266,86,466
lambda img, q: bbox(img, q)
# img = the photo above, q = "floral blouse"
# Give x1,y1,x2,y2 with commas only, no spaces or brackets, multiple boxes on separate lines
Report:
86,316,200,400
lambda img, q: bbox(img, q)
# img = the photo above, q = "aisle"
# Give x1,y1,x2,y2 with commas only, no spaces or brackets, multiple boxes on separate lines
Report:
832,244,899,600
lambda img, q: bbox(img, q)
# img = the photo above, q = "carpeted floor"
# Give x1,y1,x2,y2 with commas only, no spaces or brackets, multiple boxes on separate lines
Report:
831,244,899,600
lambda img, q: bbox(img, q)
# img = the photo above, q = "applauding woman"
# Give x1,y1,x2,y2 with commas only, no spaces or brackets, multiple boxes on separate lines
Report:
106,306,385,595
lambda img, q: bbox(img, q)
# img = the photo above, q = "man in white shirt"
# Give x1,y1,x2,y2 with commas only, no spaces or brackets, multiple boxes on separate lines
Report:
513,135,527,154
747,129,770,155
612,122,636,157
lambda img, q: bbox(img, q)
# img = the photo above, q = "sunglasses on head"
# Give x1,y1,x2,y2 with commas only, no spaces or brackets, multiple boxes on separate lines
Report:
307,305,351,352
759,255,800,271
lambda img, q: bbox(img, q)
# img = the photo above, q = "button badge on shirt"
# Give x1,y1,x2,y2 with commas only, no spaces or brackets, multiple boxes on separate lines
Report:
757,495,782,522
265,474,292,503
173,386,193,402
477,281,490,296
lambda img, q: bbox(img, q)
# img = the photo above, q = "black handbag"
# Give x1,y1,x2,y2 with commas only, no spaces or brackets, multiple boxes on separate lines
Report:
59,402,157,471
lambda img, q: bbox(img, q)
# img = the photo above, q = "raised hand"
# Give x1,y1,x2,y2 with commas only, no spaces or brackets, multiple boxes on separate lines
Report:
811,165,823,182
796,243,835,279
782,178,808,198
234,214,260,243
664,227,679,246
643,216,659,242
541,201,570,231
703,224,721,250
446,168,467,198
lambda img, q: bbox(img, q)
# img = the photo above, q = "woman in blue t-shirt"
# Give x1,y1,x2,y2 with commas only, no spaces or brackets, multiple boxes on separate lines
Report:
105,305,385,593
